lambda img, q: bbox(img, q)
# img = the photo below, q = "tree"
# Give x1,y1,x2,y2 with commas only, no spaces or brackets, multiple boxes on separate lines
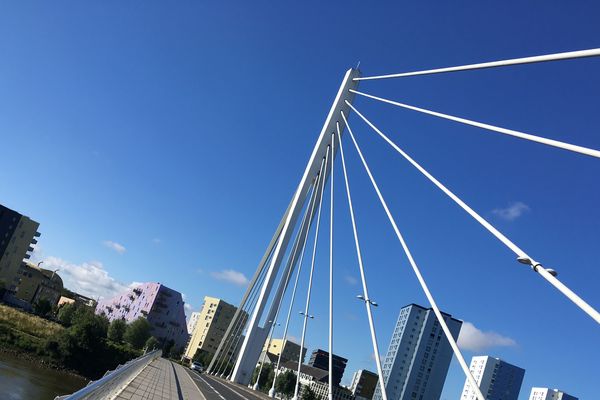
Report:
33,299,52,317
107,319,127,343
162,338,175,356
252,362,275,391
193,349,213,367
57,303,77,326
145,336,160,350
301,386,319,400
275,370,296,399
124,317,151,349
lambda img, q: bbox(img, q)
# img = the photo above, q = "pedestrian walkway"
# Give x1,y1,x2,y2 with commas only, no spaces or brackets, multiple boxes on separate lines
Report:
115,357,204,400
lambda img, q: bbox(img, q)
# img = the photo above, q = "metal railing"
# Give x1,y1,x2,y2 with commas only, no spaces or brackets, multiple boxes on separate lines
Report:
54,349,162,400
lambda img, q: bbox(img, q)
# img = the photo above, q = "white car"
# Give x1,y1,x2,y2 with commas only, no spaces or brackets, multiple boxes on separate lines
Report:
190,362,203,372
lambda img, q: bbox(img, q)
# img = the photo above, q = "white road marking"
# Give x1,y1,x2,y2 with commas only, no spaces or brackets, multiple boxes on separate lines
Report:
206,375,253,400
195,374,226,400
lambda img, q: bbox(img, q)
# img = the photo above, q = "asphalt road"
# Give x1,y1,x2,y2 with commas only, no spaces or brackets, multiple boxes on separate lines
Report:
185,371,269,400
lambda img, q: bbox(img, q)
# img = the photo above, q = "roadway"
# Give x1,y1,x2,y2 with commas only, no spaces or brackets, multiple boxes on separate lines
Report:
185,370,271,400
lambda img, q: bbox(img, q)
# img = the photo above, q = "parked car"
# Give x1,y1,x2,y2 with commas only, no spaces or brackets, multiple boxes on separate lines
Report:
190,361,203,372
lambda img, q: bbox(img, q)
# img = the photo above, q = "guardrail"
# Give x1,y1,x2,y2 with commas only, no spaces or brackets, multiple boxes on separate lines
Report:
54,349,162,400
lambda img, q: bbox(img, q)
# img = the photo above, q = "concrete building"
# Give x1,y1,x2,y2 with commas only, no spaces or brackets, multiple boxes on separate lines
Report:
350,369,378,400
277,361,354,400
96,282,188,350
14,262,63,307
373,303,463,400
529,388,578,400
263,338,307,364
58,292,97,308
184,296,245,360
460,356,525,400
308,348,348,387
0,205,40,295
187,311,201,335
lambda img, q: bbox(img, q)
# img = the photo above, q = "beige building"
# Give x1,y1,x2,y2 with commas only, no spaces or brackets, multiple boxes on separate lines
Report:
263,338,307,364
184,296,244,360
0,205,40,295
14,262,63,306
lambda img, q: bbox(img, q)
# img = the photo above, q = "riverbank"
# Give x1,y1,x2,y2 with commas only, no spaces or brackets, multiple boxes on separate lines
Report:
0,303,140,379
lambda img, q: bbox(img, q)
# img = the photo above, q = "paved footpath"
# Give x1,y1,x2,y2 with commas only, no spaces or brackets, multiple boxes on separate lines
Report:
115,357,205,400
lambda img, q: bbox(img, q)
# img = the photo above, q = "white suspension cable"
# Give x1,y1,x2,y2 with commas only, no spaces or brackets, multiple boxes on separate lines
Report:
216,248,276,376
336,121,388,400
256,183,315,394
340,110,487,400
345,102,600,325
294,148,330,400
350,89,600,159
270,172,323,397
328,132,335,400
354,48,600,81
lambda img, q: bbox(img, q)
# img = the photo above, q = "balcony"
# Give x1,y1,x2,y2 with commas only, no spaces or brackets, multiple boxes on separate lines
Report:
34,232,41,237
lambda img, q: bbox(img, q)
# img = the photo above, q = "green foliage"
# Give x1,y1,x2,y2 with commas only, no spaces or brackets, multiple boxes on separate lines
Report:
57,303,77,326
169,345,183,360
301,386,319,400
275,370,296,399
192,349,213,368
145,336,160,350
0,303,140,379
33,299,53,317
251,362,275,392
162,338,175,355
107,319,127,343
124,317,151,349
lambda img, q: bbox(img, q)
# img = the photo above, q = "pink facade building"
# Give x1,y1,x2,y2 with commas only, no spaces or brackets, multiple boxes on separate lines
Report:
95,282,189,351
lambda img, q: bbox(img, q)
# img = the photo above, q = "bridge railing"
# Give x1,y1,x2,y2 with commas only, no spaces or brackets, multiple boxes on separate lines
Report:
54,349,162,400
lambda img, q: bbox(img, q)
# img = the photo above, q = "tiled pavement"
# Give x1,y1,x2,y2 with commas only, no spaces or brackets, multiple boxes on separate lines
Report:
115,357,204,400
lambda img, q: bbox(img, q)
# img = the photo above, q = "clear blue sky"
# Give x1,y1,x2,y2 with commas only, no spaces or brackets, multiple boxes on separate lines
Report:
1,2,598,398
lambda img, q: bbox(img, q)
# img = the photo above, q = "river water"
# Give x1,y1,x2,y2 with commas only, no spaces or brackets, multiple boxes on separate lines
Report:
0,352,88,400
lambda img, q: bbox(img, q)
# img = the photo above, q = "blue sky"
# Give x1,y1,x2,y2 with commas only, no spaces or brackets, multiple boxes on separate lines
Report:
1,2,599,398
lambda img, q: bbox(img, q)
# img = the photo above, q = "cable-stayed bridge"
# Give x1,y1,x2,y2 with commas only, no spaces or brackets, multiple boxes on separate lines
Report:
60,47,599,400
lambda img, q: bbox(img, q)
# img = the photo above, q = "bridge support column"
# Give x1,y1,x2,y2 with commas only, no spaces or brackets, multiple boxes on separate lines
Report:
230,68,360,385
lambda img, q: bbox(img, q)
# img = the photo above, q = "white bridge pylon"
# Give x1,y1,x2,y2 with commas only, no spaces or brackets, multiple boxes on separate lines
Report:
226,68,360,386
207,48,600,400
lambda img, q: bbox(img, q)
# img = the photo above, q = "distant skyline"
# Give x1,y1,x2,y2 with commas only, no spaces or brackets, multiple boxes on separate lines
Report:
1,2,598,398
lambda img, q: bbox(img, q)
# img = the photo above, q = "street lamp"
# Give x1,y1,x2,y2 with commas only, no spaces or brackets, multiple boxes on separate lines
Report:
356,294,379,307
517,256,558,276
299,311,314,319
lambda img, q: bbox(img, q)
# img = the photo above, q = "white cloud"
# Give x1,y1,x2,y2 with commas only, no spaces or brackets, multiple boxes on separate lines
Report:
458,321,517,352
42,256,133,300
210,269,249,286
492,202,530,221
103,240,126,254
152,238,161,245
344,275,358,285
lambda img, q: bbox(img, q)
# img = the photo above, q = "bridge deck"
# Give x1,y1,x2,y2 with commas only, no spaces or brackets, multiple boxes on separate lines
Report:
115,357,204,400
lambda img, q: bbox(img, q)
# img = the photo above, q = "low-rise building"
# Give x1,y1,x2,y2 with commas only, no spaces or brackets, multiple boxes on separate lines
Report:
308,349,348,387
349,369,378,400
277,360,354,400
95,282,188,350
263,338,307,364
529,388,578,400
14,262,63,307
